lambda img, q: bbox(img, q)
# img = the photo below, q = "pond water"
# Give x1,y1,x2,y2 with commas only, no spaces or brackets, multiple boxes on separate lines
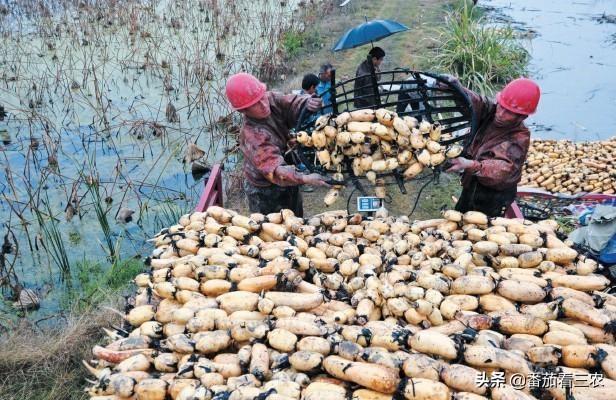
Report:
482,0,616,141
0,0,303,322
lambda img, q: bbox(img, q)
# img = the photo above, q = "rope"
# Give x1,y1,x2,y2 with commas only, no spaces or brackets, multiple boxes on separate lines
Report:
346,187,358,215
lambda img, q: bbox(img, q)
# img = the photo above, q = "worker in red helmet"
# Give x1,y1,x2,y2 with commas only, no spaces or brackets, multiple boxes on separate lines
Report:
445,77,541,217
225,72,330,217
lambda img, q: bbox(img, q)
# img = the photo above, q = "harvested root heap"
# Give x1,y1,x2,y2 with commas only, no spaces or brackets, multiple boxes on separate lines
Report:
296,109,464,205
521,138,616,195
85,206,616,400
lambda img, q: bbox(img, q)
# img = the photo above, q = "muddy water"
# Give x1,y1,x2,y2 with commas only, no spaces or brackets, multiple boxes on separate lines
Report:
482,0,616,141
0,0,302,320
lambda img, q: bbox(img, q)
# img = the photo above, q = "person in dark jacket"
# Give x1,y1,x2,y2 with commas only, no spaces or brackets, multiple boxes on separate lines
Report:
225,73,330,217
445,77,541,217
353,47,386,108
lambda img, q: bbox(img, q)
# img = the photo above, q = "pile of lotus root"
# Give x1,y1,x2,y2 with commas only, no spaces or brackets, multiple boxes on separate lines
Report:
84,206,616,400
295,109,464,205
520,138,616,195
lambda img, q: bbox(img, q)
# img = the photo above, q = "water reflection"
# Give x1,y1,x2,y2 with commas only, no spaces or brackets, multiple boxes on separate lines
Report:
482,0,616,140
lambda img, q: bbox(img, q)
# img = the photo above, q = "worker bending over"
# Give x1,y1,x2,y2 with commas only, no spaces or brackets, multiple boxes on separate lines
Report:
225,73,329,217
446,77,541,217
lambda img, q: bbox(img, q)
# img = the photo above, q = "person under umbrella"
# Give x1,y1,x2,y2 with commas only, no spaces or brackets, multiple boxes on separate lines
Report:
353,47,386,108
225,73,330,217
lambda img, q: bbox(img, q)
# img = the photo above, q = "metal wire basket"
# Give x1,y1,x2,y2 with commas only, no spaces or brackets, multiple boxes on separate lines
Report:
289,68,478,199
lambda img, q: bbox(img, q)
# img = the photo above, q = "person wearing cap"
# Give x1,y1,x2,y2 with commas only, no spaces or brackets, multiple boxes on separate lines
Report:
316,63,333,114
300,73,320,95
445,76,541,217
354,47,386,108
225,72,330,217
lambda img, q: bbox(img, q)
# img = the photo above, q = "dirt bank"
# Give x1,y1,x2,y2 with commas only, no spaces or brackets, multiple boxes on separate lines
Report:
279,0,452,89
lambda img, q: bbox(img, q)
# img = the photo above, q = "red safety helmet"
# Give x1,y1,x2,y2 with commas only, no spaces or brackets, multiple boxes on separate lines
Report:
496,78,540,115
225,73,267,111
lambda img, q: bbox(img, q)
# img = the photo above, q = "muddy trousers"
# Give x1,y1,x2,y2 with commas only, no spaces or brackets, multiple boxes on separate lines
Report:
455,178,516,218
243,181,304,217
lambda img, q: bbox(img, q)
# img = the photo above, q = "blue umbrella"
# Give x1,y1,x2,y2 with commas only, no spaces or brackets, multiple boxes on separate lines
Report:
332,19,409,52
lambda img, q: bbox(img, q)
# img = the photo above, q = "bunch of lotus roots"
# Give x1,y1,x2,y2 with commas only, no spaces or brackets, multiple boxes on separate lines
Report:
84,206,616,400
521,138,616,195
295,109,464,205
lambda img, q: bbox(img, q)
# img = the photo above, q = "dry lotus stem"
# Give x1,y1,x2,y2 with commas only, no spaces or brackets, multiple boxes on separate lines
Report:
521,138,616,195
296,109,464,206
85,206,616,400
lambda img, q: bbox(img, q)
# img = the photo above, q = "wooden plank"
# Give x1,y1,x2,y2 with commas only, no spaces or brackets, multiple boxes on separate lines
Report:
504,201,524,219
195,163,223,212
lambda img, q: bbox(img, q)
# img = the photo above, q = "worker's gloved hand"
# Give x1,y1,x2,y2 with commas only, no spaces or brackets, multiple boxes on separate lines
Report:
302,173,331,187
306,97,323,112
446,157,479,173
436,74,460,90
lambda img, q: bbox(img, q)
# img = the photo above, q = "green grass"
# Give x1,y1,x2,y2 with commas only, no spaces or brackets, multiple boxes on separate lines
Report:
434,0,529,94
62,257,144,311
282,29,322,59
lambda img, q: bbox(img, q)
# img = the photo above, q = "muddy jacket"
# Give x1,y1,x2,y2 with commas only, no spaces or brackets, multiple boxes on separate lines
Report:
354,58,381,108
240,91,310,187
462,88,531,191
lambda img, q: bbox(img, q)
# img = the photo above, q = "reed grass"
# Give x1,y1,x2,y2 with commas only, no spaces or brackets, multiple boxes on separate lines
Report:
434,1,529,94
86,182,116,262
32,194,71,281
153,200,191,232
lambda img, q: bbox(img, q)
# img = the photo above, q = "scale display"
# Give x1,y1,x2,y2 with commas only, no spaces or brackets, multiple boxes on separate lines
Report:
357,197,384,212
